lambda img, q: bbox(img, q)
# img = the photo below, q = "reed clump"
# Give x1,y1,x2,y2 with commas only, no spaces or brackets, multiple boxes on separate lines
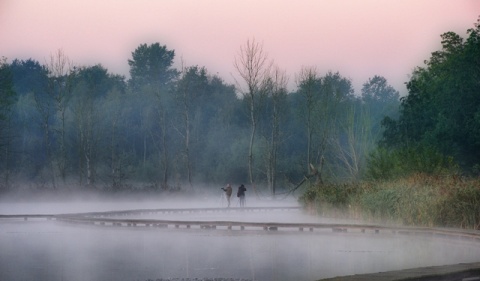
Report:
299,173,480,229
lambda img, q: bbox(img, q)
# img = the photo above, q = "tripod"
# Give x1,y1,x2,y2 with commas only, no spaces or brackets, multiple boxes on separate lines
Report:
219,192,228,207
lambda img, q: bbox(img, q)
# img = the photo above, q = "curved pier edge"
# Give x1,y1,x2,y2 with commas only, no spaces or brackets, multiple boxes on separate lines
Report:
2,207,480,281
319,262,480,281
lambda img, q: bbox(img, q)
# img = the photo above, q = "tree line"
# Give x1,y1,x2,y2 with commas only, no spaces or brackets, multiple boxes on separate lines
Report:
368,17,480,179
2,17,478,196
0,41,400,195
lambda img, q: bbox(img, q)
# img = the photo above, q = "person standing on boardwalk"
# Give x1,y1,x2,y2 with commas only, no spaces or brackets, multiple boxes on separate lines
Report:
237,184,247,207
221,183,233,207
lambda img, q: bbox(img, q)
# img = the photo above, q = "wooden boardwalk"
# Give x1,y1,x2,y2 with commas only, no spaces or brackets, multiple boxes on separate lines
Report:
2,206,479,241
2,206,480,280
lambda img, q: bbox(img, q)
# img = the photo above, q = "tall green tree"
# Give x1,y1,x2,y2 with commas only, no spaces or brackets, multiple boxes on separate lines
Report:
361,75,400,143
128,43,177,91
295,66,320,177
317,71,355,182
0,58,16,123
70,65,124,186
174,65,209,188
9,59,50,185
195,75,240,183
0,58,17,188
127,42,178,189
381,17,480,171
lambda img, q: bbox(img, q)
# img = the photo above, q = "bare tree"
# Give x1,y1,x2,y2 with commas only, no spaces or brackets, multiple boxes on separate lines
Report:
326,76,398,181
295,70,354,184
46,49,74,184
263,66,288,196
234,38,272,191
331,102,374,181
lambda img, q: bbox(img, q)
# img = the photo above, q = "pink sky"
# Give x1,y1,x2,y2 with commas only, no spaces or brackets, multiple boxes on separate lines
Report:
1,0,478,94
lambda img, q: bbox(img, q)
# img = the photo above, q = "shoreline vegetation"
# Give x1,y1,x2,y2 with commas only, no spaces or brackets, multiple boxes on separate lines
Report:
0,174,478,231
299,173,480,230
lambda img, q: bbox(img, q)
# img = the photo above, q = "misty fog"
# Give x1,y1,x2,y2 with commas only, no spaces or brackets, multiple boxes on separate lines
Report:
1,196,480,281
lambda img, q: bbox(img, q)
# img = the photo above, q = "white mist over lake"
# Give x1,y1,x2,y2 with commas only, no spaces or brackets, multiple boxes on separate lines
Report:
1,197,480,281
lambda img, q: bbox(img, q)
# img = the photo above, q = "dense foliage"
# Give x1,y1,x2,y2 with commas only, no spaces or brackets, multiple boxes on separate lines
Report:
301,17,480,229
0,43,399,193
1,17,478,201
378,17,480,174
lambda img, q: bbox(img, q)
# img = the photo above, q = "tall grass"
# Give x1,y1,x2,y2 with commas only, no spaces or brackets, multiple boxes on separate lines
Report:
299,173,480,229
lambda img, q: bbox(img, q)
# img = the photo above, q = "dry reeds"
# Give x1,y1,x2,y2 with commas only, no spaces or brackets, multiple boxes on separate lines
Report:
299,173,480,229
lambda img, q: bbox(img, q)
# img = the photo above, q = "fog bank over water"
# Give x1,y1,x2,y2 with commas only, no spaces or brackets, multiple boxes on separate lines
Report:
1,218,480,281
1,193,480,281
0,190,300,215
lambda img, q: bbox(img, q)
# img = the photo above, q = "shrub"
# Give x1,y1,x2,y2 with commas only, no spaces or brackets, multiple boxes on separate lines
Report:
360,187,400,220
366,145,457,180
299,182,361,216
301,174,480,229
437,183,480,229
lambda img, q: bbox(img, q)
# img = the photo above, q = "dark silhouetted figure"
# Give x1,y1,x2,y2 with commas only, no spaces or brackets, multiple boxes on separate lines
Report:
221,183,233,207
237,184,247,207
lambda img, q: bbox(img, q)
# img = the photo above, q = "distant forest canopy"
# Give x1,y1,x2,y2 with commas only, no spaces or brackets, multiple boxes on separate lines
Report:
0,17,478,194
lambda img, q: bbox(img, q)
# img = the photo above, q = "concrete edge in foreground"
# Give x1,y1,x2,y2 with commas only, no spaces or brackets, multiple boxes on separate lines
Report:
319,262,480,281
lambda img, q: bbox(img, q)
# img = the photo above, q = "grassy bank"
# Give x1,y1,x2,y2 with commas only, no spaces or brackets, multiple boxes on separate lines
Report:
299,173,480,229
